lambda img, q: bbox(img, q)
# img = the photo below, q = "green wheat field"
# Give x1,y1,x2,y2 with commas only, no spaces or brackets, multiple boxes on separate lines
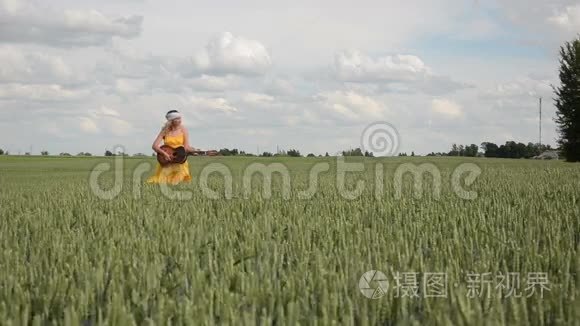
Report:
0,155,578,325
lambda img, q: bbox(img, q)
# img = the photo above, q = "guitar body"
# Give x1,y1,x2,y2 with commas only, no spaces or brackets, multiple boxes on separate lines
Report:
157,145,219,166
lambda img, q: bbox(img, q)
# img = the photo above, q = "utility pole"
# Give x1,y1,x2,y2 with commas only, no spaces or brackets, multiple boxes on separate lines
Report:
539,97,542,148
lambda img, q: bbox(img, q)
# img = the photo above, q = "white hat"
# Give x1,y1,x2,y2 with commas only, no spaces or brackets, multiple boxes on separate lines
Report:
165,110,181,120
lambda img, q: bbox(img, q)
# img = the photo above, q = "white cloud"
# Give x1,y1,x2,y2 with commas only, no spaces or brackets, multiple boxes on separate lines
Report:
190,74,240,92
79,117,100,134
547,5,580,30
0,83,88,101
242,92,275,106
480,76,553,99
94,105,121,118
431,98,463,118
0,1,142,47
40,121,74,139
490,1,580,44
263,77,295,95
318,90,388,121
189,32,272,76
0,46,75,84
335,50,430,82
189,96,238,113
63,9,138,36
107,117,134,136
79,106,133,136
0,0,32,15
333,49,470,95
115,78,146,95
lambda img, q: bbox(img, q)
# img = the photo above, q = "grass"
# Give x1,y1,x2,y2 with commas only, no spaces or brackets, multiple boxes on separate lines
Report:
0,155,578,325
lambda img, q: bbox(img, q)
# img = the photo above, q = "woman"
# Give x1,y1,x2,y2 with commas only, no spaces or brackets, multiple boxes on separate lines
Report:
147,110,195,184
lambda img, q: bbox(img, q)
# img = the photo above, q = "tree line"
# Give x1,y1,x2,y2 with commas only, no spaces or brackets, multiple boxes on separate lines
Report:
0,142,558,159
425,142,554,159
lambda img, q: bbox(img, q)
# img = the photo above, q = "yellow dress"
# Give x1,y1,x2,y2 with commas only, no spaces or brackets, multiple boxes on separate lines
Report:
146,133,192,184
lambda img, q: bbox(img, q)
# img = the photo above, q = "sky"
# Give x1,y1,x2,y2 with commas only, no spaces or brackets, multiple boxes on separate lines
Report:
0,0,579,156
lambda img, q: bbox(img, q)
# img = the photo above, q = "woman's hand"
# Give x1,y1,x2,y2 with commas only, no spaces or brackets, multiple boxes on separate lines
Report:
154,146,172,161
162,150,172,161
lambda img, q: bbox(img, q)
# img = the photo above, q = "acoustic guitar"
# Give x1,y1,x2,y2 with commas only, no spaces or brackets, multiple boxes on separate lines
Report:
157,145,219,166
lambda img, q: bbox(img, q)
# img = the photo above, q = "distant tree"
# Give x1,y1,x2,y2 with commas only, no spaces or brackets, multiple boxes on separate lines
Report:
41,150,49,156
364,151,374,157
59,152,71,156
449,144,459,156
342,148,363,156
411,151,415,157
427,152,447,156
526,143,538,158
470,144,479,157
307,153,316,157
485,141,537,159
261,152,273,157
496,141,510,158
0,149,4,155
133,153,146,157
218,148,240,156
287,149,301,157
464,144,479,157
481,142,499,157
554,35,580,162
325,152,329,157
105,150,114,156
515,142,527,158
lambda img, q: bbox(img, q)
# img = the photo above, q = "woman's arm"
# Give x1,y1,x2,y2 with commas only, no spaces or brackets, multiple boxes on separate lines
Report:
152,129,166,154
182,127,196,152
